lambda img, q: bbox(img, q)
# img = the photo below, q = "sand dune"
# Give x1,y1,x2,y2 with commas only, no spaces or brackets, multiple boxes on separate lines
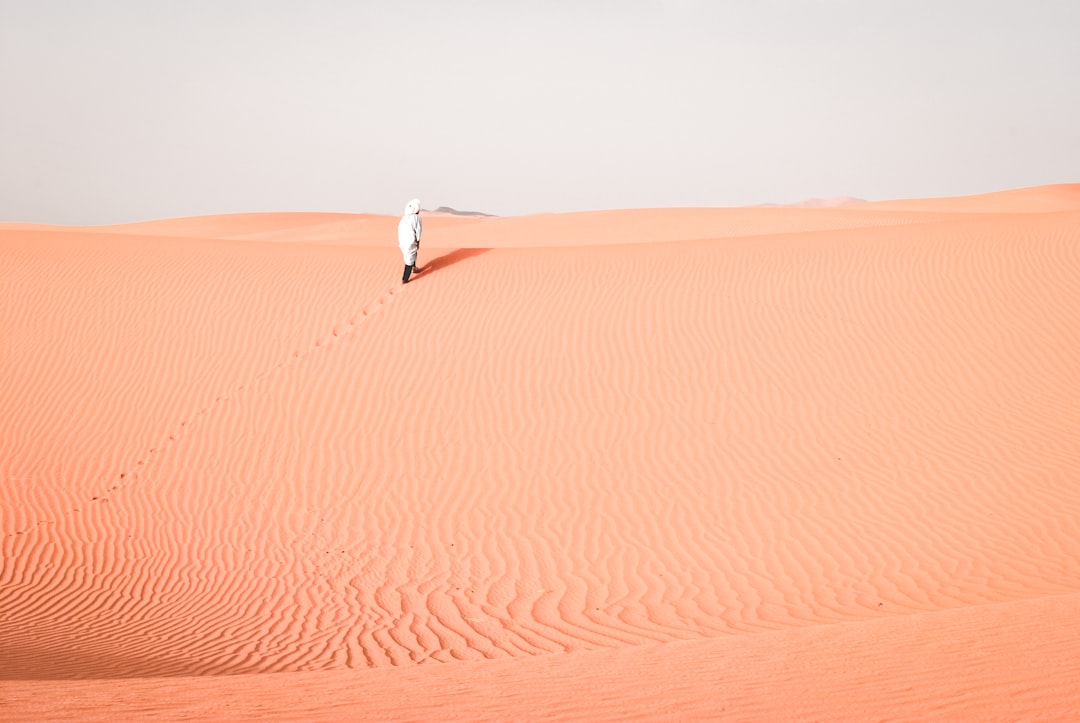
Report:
857,182,1080,213
3,185,1079,719
7,592,1079,720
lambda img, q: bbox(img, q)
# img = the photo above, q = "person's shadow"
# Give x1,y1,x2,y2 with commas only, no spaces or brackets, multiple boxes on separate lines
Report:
413,247,489,281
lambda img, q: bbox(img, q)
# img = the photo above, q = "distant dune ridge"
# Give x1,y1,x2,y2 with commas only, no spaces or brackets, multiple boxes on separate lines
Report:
754,195,866,208
426,205,497,217
2,184,1080,720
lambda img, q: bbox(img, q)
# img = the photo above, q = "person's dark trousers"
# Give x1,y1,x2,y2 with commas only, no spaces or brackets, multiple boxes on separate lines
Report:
402,264,414,283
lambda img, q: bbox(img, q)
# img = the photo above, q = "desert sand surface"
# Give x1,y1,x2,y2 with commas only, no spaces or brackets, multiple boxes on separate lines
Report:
3,184,1080,720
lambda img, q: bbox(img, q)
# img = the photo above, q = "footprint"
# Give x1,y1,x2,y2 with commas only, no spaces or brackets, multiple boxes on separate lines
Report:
107,285,403,496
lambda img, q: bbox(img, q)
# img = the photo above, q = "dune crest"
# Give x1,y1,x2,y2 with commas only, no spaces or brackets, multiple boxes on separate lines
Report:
3,184,1079,719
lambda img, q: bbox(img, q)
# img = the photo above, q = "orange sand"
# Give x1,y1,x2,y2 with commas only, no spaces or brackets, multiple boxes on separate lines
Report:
3,185,1080,719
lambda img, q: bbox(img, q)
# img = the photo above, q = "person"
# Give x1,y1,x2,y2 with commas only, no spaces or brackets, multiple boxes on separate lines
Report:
398,198,422,283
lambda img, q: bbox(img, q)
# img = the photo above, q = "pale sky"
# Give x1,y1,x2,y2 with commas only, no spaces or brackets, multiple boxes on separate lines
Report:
1,0,1078,224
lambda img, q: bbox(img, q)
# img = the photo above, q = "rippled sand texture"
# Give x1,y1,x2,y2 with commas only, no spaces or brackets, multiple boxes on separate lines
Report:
3,185,1080,719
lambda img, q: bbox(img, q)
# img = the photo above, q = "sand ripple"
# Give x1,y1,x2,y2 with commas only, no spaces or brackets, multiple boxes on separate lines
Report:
3,187,1080,718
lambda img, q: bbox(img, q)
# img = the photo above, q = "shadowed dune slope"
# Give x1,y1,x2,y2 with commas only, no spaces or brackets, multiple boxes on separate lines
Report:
2,184,1079,719
6,593,1079,720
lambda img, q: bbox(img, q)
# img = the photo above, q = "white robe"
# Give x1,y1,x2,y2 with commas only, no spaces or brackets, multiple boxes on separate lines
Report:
397,198,422,265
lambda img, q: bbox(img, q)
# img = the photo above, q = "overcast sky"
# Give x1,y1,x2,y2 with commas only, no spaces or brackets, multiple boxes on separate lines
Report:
1,0,1078,223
